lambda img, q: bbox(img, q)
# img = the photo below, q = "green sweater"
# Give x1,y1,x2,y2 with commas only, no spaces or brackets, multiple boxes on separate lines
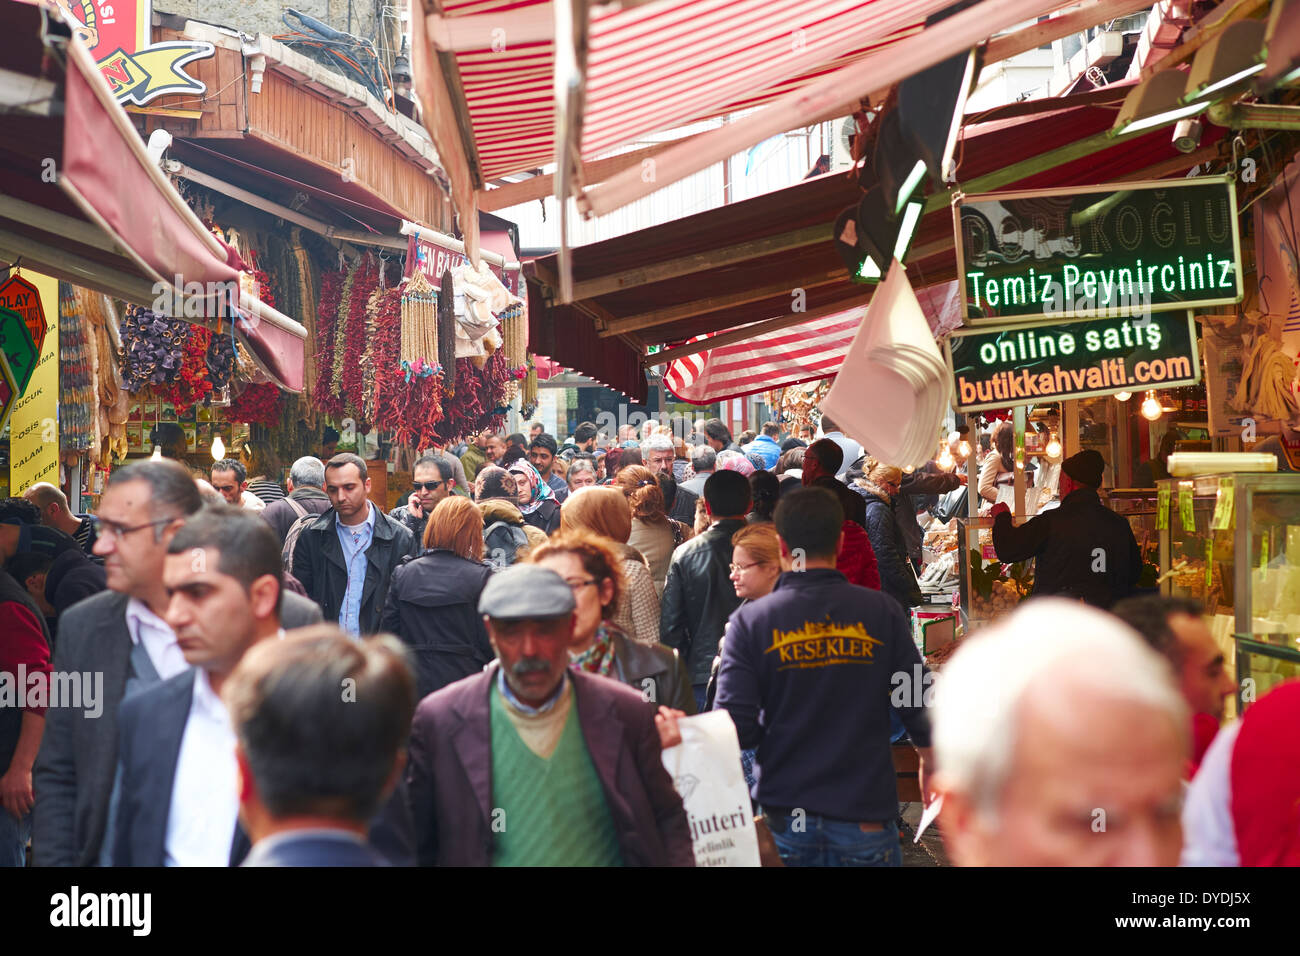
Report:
461,445,487,482
489,685,623,866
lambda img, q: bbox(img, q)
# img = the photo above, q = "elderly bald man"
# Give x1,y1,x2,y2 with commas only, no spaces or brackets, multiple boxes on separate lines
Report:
23,482,98,557
933,599,1187,867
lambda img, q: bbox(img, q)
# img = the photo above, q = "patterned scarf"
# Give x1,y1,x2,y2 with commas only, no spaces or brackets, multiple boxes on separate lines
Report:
569,624,617,677
507,459,555,515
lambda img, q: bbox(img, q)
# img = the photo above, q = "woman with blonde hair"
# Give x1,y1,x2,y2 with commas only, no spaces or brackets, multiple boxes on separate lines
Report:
617,464,692,596
854,458,922,611
529,532,694,713
561,487,661,645
380,496,494,699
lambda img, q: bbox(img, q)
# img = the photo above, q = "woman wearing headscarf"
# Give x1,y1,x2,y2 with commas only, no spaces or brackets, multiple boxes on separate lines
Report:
561,486,661,645
714,449,755,477
507,458,561,535
529,532,694,714
854,459,923,611
380,497,494,700
617,464,692,596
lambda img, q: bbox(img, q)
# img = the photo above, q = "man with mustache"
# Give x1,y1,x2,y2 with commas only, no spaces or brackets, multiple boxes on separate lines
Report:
406,564,693,866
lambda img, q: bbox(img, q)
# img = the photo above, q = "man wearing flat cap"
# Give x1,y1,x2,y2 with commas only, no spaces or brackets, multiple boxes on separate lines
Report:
406,564,693,866
990,449,1141,609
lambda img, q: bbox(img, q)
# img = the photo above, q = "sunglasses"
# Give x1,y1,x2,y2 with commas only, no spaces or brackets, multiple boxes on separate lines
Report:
413,481,446,491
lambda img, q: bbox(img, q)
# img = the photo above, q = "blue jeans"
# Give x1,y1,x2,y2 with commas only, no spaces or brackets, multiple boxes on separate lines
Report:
767,811,901,867
0,809,31,867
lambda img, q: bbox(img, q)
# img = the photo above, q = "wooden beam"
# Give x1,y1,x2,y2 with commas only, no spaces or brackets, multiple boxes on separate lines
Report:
573,223,830,300
1140,0,1272,78
643,298,867,367
984,0,1158,66
597,272,845,337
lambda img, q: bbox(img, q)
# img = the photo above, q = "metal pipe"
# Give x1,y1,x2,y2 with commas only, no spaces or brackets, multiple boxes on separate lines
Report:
399,219,512,268
1207,101,1300,130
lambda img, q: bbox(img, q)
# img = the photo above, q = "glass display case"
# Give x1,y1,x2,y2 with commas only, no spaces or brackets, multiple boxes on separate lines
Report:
956,516,1033,630
1157,474,1300,713
1105,489,1161,590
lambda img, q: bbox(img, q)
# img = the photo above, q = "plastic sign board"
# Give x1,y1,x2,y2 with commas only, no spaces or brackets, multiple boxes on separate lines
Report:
0,274,48,354
954,176,1243,324
55,1,214,106
0,304,38,395
945,311,1201,412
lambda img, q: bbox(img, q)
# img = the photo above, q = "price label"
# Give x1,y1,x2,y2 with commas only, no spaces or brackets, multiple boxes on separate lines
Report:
1211,477,1234,531
1156,486,1169,530
1178,484,1195,532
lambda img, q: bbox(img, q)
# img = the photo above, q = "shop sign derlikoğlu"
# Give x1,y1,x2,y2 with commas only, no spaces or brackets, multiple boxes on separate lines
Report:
954,176,1243,324
945,311,1201,412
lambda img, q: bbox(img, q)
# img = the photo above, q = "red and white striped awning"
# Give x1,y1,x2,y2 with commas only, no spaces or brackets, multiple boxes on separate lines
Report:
663,307,865,403
432,0,953,183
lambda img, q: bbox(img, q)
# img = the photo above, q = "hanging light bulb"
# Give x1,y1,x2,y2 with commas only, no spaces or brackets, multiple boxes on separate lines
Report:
1045,433,1062,460
1140,391,1163,421
150,445,163,461
1114,391,1132,402
211,434,226,462
936,444,955,471
903,464,915,475
957,440,971,459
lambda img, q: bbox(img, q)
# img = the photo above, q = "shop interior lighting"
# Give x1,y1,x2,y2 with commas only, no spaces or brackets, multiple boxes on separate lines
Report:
1182,19,1267,104
211,434,226,462
1045,433,1062,460
1141,391,1163,421
957,440,972,459
1257,0,1300,91
1115,391,1132,402
1112,69,1209,137
150,445,163,461
936,443,955,471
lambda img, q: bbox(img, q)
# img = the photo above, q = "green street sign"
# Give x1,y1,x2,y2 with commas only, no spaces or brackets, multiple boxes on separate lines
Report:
0,304,38,395
945,311,1201,412
954,175,1243,324
0,348,16,436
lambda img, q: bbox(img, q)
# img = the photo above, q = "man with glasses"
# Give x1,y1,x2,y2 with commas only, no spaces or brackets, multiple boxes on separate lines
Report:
406,564,692,866
389,455,455,542
642,433,697,525
32,460,203,866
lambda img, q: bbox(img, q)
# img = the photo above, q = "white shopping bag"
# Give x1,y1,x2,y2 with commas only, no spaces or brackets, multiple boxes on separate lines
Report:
660,710,761,867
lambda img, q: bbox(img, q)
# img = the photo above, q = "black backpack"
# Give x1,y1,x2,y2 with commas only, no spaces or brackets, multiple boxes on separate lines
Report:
281,498,315,570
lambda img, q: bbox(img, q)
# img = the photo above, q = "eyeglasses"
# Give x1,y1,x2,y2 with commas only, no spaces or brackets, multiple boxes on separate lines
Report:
729,561,768,574
98,517,178,541
565,578,598,592
413,481,446,491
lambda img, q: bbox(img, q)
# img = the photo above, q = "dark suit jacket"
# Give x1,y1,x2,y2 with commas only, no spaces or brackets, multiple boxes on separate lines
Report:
291,506,416,635
407,663,694,867
32,589,322,866
112,663,413,867
242,832,389,867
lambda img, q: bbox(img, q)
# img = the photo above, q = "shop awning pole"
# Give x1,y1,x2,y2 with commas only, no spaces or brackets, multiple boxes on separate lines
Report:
399,220,512,269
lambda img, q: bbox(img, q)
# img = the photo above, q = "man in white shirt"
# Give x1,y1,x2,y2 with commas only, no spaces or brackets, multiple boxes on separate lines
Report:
109,507,297,866
32,460,203,866
817,415,862,479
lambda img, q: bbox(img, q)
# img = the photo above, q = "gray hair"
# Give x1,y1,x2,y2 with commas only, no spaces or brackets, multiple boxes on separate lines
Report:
933,598,1187,827
566,459,597,484
289,456,325,490
223,627,416,823
690,446,716,472
108,460,203,534
641,433,675,454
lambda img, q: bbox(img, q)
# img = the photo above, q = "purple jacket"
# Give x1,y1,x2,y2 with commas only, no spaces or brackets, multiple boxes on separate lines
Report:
407,663,694,867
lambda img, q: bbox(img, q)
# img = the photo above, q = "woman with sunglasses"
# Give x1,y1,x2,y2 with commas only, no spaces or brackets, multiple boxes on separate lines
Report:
529,532,695,715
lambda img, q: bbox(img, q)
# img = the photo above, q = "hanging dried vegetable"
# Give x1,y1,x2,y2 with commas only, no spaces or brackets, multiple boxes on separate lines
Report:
399,269,440,375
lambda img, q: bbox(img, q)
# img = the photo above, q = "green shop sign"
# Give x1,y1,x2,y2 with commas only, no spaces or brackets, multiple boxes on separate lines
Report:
954,176,1243,324
945,311,1201,412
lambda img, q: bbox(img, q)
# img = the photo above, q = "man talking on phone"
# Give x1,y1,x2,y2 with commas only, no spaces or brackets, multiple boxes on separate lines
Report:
389,456,456,542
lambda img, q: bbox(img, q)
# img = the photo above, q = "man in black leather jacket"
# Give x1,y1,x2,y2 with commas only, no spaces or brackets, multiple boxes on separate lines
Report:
660,471,750,712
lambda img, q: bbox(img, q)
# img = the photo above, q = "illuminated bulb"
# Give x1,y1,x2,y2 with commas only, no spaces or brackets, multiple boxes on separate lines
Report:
150,445,163,461
1140,392,1162,422
1045,434,1062,459
903,465,915,474
957,440,971,458
936,447,955,471
1114,391,1132,402
211,435,226,461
